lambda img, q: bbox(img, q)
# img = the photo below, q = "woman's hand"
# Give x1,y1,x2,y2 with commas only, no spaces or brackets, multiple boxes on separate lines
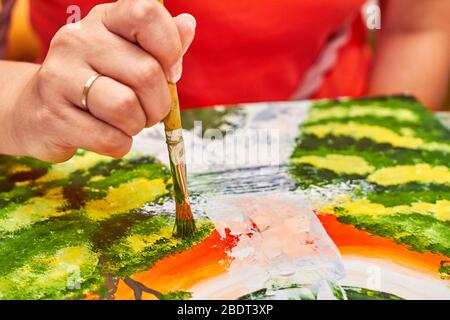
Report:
4,0,196,162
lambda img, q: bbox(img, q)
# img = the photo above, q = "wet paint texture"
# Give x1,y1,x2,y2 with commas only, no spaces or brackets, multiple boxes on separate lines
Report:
291,96,450,262
0,152,214,299
188,193,345,300
238,284,403,300
1,96,449,300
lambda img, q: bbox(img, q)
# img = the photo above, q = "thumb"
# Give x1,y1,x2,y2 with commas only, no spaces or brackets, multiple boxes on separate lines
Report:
174,14,196,55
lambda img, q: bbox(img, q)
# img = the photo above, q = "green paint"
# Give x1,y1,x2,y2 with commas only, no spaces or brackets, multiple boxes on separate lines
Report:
0,216,97,277
439,261,450,279
103,216,214,276
181,106,245,136
290,95,450,260
0,153,214,299
342,286,403,300
161,291,193,300
238,284,403,300
368,184,450,207
337,214,450,256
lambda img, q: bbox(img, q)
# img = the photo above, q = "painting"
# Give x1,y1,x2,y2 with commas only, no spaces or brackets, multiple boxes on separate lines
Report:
0,95,448,300
289,96,450,299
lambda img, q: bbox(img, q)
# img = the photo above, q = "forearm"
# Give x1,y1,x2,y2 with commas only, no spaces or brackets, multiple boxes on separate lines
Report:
369,29,450,110
0,61,40,155
369,0,450,110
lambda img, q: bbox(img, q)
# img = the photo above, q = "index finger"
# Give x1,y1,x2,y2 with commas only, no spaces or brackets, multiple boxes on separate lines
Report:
102,0,183,82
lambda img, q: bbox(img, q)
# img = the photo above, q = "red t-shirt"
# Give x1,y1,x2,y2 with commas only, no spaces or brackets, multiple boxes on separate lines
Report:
29,0,371,109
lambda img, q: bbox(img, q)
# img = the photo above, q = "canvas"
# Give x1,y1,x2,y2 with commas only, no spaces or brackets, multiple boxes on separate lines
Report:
0,95,448,300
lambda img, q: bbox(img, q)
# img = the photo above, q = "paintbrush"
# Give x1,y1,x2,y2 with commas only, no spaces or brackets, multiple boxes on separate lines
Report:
163,84,196,238
158,0,195,238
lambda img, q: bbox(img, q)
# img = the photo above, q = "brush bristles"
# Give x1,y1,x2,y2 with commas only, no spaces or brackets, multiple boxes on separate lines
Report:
174,202,196,238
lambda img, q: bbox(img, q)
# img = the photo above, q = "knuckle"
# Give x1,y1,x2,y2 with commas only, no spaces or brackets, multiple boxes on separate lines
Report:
146,95,171,126
165,51,182,71
36,66,59,99
100,131,122,151
99,131,131,157
44,147,77,164
89,4,107,16
111,91,146,136
136,60,162,87
113,89,137,117
36,105,64,131
167,42,183,67
131,0,159,23
36,66,52,85
37,64,60,85
126,121,145,137
50,25,79,49
35,106,54,125
160,93,171,117
37,138,77,163
112,138,132,158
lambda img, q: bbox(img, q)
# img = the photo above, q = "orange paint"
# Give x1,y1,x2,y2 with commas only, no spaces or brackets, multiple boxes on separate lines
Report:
101,214,447,300
318,213,447,277
83,292,101,300
114,229,239,300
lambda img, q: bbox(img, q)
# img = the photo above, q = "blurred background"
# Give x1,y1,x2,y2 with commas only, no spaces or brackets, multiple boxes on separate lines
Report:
3,0,450,109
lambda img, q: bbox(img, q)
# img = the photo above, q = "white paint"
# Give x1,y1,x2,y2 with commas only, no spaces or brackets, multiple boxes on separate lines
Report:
190,192,345,300
339,256,450,300
133,100,450,300
132,101,311,173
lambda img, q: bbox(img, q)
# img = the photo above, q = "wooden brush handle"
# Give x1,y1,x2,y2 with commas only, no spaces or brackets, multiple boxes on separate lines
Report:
164,83,182,131
157,0,182,131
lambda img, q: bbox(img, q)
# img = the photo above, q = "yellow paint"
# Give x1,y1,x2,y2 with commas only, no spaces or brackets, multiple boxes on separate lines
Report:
308,105,418,123
4,164,34,187
422,142,450,154
37,152,112,183
0,187,68,232
304,122,423,149
126,226,179,253
0,246,98,297
400,127,416,137
320,195,450,222
25,246,97,281
407,201,450,222
125,219,212,253
49,152,112,176
90,176,105,182
85,178,167,221
291,154,375,175
303,122,450,154
368,164,450,186
7,164,31,174
50,246,95,268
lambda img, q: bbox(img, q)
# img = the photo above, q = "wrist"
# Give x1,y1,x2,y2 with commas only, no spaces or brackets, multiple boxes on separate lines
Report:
0,92,23,156
0,62,41,157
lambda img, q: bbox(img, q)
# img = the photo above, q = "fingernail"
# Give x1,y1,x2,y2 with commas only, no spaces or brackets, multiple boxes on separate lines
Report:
168,59,183,84
185,15,197,30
